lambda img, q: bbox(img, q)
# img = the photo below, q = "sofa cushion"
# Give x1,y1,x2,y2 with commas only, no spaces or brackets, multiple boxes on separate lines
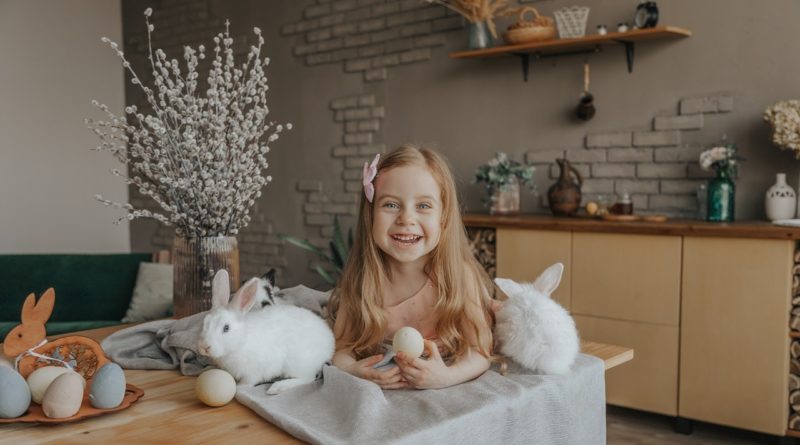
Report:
0,254,151,323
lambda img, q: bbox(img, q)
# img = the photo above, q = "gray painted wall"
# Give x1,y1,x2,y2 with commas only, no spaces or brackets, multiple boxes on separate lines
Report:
123,0,800,288
0,0,129,253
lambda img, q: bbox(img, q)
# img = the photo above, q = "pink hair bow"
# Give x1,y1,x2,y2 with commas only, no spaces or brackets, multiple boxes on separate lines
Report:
362,154,380,203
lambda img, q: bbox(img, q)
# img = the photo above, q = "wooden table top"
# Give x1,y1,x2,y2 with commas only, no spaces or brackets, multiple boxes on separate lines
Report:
0,325,632,444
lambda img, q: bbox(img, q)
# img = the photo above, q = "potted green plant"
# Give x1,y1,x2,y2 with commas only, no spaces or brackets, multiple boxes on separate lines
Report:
279,216,352,286
474,152,536,215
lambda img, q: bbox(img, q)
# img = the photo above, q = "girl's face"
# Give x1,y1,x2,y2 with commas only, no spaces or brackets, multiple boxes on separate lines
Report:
372,165,442,271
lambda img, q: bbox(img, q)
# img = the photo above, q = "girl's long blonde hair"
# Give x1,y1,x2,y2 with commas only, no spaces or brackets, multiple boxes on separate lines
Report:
329,145,496,360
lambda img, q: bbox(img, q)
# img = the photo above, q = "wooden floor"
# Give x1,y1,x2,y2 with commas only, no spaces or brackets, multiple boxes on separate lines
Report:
607,406,794,444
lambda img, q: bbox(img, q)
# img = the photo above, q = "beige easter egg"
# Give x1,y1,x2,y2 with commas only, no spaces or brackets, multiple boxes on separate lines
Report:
392,326,424,358
42,372,84,418
196,369,236,407
27,366,73,404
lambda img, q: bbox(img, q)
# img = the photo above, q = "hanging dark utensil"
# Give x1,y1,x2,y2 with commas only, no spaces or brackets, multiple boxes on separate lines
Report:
576,62,595,121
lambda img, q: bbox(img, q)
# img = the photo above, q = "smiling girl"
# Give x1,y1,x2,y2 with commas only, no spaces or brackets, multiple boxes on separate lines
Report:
329,145,496,389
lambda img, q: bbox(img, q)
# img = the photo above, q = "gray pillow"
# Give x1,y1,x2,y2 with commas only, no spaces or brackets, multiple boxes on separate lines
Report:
122,262,173,322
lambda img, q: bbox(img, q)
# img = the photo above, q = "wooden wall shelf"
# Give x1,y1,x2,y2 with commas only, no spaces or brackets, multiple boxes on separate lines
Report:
449,26,691,81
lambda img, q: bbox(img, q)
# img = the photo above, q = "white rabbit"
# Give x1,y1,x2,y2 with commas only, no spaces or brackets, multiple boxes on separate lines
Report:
198,270,335,394
494,263,580,375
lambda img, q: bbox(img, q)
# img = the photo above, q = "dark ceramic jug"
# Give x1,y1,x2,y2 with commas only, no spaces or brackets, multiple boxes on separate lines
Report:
547,158,582,216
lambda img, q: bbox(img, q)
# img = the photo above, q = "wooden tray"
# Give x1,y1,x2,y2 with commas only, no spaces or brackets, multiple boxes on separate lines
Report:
602,213,641,222
0,383,144,424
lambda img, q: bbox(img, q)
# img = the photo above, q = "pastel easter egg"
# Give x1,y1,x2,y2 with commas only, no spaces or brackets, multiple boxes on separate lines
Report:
89,363,126,409
392,326,424,359
27,366,73,404
0,367,31,418
42,372,84,418
196,369,236,407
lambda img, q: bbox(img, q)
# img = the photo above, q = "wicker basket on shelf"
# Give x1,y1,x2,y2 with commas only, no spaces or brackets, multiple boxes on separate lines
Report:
502,7,556,45
554,6,590,39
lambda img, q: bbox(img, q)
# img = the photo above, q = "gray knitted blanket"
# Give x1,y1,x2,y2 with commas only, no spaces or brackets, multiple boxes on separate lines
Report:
101,285,606,445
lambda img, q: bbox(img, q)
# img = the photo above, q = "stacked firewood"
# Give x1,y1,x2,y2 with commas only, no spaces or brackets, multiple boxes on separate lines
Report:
788,245,800,431
467,227,496,278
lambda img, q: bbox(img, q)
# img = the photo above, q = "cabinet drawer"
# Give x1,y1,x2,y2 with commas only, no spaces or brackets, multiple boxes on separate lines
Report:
496,228,571,310
575,315,678,415
679,237,792,435
572,232,681,325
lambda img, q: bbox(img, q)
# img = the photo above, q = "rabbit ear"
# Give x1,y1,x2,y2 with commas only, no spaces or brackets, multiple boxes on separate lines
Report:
533,263,564,297
211,270,231,308
230,278,259,313
19,293,37,323
262,268,276,286
494,278,523,298
25,289,55,324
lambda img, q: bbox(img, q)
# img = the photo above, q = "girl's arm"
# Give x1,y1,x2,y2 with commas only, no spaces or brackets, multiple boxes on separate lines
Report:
332,307,409,389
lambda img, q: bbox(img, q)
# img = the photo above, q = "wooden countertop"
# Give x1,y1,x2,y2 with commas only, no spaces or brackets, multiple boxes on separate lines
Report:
463,213,800,240
0,325,632,443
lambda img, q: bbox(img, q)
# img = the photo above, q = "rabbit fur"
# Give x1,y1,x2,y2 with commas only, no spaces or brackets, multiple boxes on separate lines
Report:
494,263,580,375
198,270,335,394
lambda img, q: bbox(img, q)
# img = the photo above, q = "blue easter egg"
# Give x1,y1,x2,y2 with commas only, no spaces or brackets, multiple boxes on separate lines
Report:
89,363,126,409
0,367,31,418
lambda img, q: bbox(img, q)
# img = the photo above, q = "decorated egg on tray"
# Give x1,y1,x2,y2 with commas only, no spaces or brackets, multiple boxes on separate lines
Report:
0,367,31,418
89,363,126,409
42,372,84,418
27,366,75,404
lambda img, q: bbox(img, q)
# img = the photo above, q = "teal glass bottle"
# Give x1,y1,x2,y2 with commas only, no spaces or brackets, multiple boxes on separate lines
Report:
706,167,735,222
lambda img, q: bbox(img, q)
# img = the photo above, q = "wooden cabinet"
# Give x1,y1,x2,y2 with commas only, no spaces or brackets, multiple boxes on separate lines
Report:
572,233,681,325
571,232,682,415
574,315,679,415
679,237,793,435
496,228,571,309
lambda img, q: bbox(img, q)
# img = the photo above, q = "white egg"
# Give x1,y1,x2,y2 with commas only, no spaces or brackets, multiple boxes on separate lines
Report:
392,326,425,359
196,369,236,407
42,372,84,418
27,366,73,404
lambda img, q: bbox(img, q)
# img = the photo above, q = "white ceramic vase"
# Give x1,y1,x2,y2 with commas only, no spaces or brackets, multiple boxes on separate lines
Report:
765,173,796,221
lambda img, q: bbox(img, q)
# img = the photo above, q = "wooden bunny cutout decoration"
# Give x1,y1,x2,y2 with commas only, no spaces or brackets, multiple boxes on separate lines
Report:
3,288,110,379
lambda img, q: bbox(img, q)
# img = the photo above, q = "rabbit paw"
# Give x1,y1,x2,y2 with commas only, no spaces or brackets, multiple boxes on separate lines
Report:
266,377,312,395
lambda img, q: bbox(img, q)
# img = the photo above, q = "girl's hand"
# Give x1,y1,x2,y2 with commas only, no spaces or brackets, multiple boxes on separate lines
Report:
346,354,409,390
395,340,452,389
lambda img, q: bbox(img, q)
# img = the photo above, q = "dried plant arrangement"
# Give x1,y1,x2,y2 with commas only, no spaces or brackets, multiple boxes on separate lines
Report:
423,0,517,38
765,100,800,157
86,8,291,237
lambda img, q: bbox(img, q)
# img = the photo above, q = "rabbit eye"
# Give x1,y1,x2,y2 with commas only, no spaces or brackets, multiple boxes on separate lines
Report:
223,324,230,333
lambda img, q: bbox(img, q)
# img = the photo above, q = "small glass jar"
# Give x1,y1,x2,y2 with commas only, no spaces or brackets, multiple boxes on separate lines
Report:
695,183,707,220
611,192,634,215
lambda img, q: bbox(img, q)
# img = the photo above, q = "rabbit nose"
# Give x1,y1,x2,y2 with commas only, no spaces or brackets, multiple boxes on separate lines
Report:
198,341,210,356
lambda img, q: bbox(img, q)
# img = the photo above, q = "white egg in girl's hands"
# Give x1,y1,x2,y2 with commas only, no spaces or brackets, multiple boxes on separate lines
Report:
27,366,73,404
196,369,237,407
392,326,424,358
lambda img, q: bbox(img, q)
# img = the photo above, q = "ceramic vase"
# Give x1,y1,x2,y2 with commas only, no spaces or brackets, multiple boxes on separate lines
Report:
547,158,583,216
468,21,493,50
706,168,735,222
172,235,240,318
765,173,796,221
489,176,520,215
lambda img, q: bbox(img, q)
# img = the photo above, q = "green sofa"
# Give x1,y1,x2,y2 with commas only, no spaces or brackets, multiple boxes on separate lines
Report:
0,253,152,340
